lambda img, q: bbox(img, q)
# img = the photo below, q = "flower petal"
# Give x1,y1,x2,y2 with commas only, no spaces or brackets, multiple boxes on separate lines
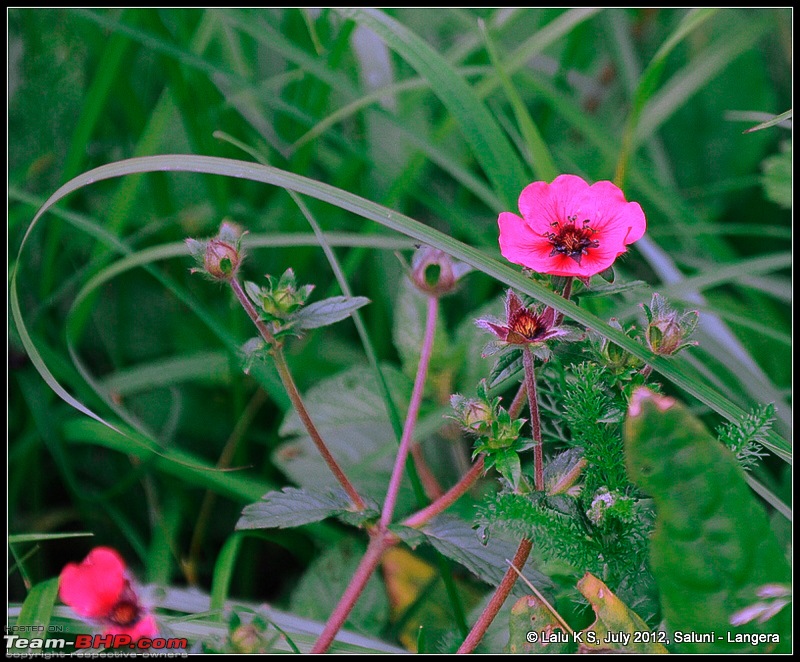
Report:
59,547,127,619
499,212,561,270
574,181,646,248
518,175,591,232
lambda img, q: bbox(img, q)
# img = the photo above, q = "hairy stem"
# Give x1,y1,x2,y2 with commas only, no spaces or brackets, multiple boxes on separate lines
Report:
508,381,527,419
523,347,544,492
380,295,439,529
310,534,393,654
230,279,366,511
457,538,533,653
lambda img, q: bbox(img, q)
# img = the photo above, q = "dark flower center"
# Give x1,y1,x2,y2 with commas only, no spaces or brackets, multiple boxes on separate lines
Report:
508,309,544,342
545,215,599,264
108,600,141,627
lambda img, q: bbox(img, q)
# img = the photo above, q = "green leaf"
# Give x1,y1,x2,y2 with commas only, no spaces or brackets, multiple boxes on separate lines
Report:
624,389,791,653
275,365,416,510
15,578,60,653
493,450,522,491
293,295,371,330
237,487,377,530
576,572,668,654
488,348,523,389
336,8,528,208
290,538,390,637
416,515,553,598
507,595,573,654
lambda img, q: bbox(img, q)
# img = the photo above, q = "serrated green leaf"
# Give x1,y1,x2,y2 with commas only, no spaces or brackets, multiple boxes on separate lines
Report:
489,348,523,389
237,487,377,530
293,295,370,330
416,515,553,598
625,390,791,653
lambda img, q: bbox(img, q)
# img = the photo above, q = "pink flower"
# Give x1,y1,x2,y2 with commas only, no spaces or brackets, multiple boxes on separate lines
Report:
59,547,158,642
498,174,646,278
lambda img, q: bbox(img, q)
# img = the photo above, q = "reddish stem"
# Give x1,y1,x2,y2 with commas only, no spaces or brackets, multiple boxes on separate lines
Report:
310,534,392,653
230,279,366,511
379,295,438,530
522,347,544,492
402,458,485,529
457,538,533,653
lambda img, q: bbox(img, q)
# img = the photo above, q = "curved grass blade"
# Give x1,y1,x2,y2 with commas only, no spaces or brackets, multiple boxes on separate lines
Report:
14,154,791,463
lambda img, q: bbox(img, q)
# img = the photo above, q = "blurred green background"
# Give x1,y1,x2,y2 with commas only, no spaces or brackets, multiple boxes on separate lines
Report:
8,7,791,644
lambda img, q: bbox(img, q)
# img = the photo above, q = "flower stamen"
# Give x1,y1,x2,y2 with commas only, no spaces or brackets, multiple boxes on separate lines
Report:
544,217,599,264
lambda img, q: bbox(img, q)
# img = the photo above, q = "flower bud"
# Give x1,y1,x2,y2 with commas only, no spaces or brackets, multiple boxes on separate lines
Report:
641,294,699,356
450,394,493,437
245,268,315,323
410,245,471,297
186,221,245,282
203,239,241,280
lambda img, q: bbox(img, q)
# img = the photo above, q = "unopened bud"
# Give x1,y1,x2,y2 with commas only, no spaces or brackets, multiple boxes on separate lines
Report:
410,246,471,297
451,396,493,436
186,221,245,282
204,239,241,280
641,294,698,356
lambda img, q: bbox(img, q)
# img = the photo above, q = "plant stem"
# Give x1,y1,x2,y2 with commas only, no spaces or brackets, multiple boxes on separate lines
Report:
554,276,573,325
379,295,439,530
402,458,485,529
230,278,366,511
523,346,544,492
456,538,533,654
508,381,527,419
229,278,277,345
310,534,393,654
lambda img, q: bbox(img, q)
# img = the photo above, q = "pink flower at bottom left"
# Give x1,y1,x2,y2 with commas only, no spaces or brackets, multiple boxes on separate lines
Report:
59,546,158,642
